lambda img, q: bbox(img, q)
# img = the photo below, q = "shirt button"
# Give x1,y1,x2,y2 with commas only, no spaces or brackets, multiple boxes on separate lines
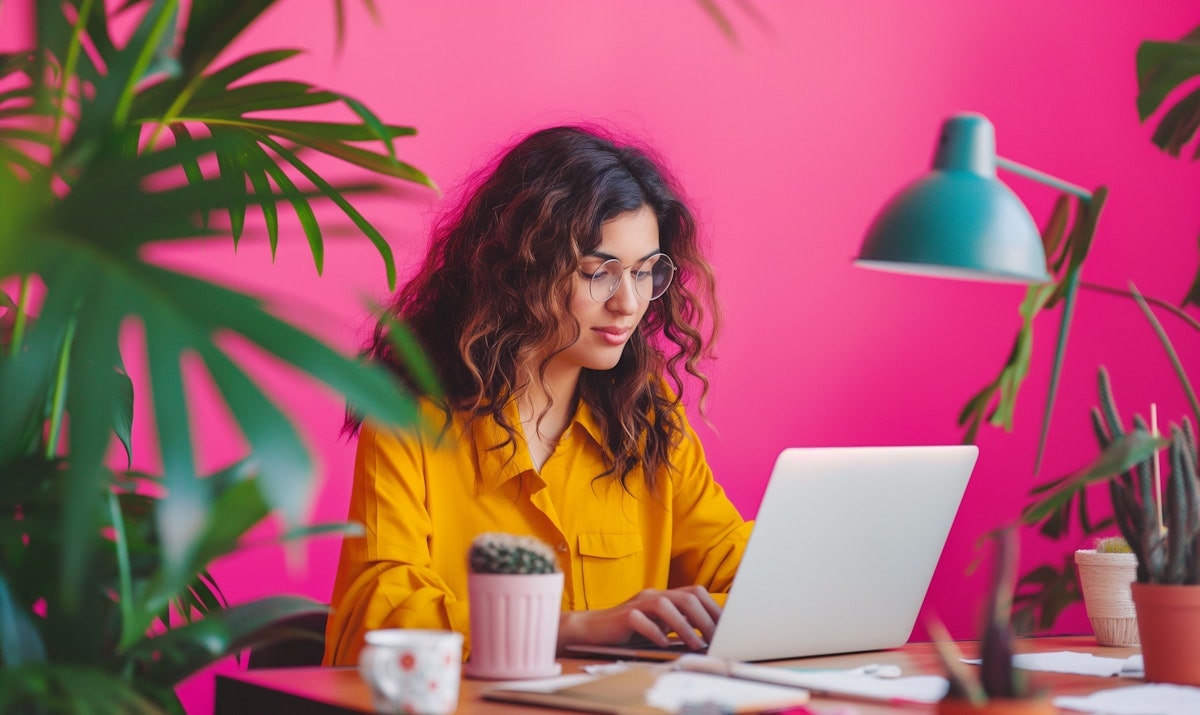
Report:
557,541,568,553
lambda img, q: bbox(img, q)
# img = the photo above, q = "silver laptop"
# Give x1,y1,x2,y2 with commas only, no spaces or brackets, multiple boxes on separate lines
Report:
568,445,977,662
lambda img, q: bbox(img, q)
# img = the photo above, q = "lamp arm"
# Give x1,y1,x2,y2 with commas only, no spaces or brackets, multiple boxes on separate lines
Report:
996,157,1093,200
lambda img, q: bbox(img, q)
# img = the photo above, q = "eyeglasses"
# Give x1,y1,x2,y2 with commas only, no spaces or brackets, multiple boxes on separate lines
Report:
582,253,676,302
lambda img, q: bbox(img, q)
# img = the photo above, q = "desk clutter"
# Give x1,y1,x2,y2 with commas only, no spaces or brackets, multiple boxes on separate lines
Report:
476,650,1200,715
968,651,1200,715
481,654,949,714
212,636,1200,714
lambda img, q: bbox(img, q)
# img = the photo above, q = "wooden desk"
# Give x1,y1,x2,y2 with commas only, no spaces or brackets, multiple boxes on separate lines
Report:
214,636,1140,714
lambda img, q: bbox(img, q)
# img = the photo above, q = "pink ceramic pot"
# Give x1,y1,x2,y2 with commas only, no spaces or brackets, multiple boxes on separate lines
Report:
464,571,564,679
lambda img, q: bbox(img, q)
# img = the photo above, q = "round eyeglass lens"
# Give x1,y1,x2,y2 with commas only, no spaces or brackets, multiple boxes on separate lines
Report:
588,254,675,302
588,260,620,302
636,254,675,300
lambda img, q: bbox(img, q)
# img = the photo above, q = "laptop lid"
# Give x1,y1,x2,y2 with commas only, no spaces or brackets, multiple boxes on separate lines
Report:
706,444,977,662
566,444,976,663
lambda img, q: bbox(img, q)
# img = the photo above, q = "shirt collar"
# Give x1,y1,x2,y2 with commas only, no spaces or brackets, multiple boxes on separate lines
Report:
571,399,606,449
473,398,607,492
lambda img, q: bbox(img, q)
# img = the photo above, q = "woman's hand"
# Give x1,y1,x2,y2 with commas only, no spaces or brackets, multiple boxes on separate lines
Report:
557,585,722,652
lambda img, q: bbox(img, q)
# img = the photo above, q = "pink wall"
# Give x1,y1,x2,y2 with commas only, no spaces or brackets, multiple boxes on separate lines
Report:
5,2,1200,712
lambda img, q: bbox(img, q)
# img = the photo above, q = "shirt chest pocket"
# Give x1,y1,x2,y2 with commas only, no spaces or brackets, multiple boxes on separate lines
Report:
578,532,646,610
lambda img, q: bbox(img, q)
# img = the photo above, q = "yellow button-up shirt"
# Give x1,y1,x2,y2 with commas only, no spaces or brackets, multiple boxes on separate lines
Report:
323,396,751,666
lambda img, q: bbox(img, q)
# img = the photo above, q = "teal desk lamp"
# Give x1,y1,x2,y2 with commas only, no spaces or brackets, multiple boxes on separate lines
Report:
857,112,1102,473
857,112,1091,282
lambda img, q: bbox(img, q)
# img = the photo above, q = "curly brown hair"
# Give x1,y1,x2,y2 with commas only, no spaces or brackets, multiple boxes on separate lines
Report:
352,124,720,493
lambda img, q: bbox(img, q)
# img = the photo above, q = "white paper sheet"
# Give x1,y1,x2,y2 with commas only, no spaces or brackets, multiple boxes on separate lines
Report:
963,651,1143,678
777,669,950,704
645,672,811,713
672,654,949,704
1056,683,1200,714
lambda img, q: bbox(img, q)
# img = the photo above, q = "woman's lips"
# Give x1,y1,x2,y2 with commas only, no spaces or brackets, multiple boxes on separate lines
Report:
593,326,631,345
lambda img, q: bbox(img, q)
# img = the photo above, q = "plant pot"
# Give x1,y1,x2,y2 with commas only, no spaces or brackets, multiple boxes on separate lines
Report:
1074,549,1139,646
936,697,1056,715
1132,582,1200,686
464,571,564,679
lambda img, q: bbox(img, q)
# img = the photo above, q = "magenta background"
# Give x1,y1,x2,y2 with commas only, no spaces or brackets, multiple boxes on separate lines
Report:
5,2,1200,712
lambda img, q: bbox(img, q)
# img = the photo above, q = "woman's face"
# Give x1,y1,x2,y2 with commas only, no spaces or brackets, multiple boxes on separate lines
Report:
552,204,660,376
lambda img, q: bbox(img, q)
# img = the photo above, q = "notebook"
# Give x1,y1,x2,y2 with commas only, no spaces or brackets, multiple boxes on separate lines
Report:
567,444,978,662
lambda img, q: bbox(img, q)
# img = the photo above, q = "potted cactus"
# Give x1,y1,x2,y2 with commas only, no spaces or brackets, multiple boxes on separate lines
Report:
1021,358,1200,685
1074,535,1139,647
464,532,564,680
1103,399,1200,684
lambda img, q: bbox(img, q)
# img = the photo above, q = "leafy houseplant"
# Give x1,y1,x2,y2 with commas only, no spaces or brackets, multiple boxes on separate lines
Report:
1010,279,1197,633
956,24,1200,635
958,24,1200,460
464,533,564,680
0,1,435,711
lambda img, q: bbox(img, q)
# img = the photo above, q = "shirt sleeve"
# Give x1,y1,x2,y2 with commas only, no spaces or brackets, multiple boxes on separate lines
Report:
666,413,754,602
323,421,471,666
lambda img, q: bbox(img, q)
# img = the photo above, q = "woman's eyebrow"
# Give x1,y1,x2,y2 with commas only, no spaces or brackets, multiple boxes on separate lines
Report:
583,249,662,262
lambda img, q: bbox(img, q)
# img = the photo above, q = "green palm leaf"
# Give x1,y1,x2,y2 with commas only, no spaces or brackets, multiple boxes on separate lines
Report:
1,1,432,709
127,595,328,687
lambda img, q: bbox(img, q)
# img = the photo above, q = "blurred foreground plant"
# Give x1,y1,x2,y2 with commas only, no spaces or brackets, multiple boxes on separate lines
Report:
0,1,435,711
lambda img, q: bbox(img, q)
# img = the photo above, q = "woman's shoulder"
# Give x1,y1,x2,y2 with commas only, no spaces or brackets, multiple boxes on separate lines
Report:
361,395,459,444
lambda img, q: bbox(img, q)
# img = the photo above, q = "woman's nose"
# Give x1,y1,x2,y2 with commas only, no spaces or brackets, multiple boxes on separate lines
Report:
605,270,640,314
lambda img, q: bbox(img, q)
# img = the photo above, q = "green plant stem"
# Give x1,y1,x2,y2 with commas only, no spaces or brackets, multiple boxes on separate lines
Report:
44,317,77,459
108,491,136,653
113,0,180,127
50,0,96,158
1129,282,1200,429
8,275,31,356
1081,281,1200,332
144,72,207,149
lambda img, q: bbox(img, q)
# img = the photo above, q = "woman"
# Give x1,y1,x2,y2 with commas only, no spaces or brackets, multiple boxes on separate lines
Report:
323,125,751,666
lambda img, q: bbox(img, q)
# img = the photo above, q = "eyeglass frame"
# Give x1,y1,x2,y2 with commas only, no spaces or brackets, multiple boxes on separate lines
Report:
580,252,677,303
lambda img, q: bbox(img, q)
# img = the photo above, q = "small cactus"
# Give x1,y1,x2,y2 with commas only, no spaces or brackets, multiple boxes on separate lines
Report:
468,532,560,574
1094,535,1133,554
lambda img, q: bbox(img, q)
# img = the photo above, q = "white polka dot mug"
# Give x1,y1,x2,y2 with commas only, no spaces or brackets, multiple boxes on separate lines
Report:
359,629,464,715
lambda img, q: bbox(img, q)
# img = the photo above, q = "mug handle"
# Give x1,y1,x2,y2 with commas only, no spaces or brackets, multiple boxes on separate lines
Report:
358,645,401,704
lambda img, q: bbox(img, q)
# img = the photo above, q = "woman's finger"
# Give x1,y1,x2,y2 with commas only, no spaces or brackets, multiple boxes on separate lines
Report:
626,608,673,647
668,590,718,643
643,595,707,650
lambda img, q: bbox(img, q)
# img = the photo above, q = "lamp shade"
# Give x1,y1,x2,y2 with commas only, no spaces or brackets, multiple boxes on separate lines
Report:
856,113,1051,283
